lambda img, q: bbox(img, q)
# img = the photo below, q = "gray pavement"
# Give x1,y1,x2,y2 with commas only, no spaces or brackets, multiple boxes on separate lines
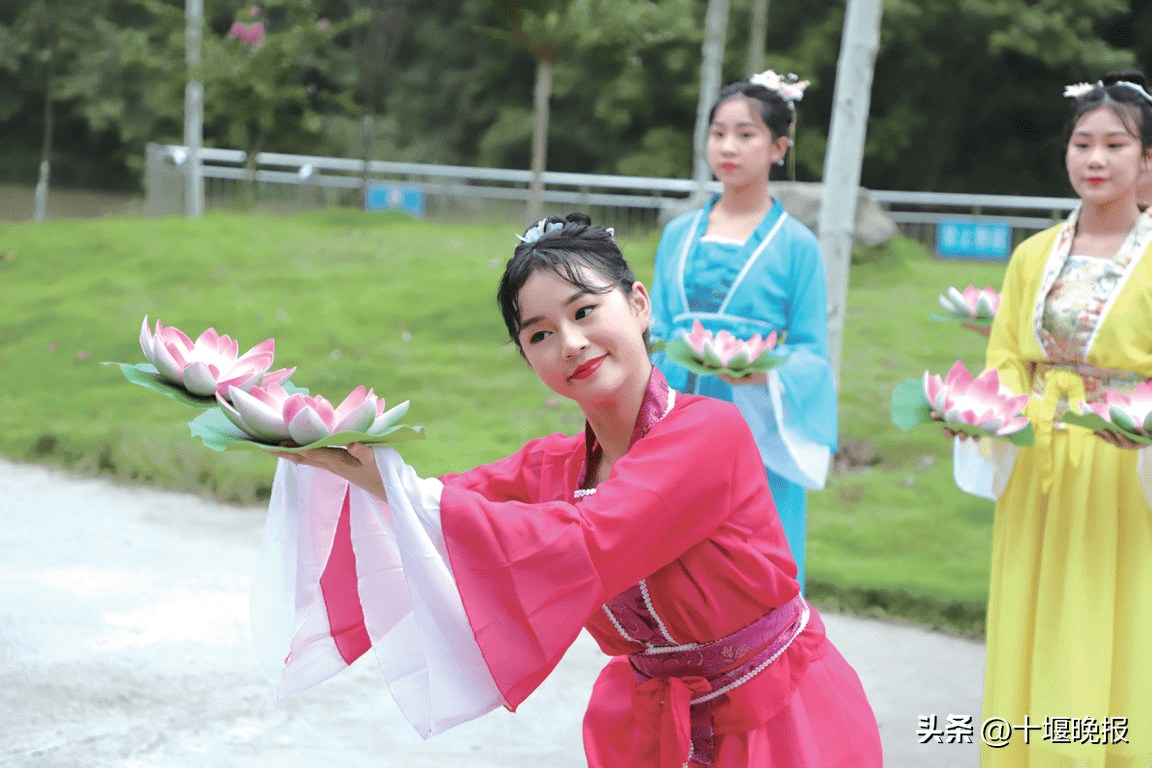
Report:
0,458,984,767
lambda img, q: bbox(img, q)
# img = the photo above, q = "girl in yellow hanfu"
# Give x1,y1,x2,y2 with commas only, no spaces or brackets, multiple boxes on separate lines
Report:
954,70,1152,767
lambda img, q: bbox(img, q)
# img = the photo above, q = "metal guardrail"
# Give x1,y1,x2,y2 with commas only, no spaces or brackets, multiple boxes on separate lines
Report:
145,143,1078,236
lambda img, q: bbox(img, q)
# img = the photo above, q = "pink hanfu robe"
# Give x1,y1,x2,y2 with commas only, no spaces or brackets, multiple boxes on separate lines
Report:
250,370,882,767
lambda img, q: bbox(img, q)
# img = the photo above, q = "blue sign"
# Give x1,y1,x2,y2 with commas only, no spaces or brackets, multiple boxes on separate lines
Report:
366,184,425,218
935,219,1011,261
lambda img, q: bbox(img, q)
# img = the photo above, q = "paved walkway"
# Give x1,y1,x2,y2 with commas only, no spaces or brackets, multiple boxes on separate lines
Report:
0,459,984,767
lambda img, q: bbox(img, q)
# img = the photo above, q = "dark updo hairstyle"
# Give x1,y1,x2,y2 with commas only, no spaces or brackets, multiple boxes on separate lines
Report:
708,79,794,140
497,212,647,354
1065,69,1152,150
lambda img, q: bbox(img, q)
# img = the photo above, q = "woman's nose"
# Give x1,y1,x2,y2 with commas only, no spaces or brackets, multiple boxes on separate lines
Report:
560,325,589,358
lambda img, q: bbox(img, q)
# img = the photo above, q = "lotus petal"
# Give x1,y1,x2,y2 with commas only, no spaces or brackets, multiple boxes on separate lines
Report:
236,338,275,367
150,335,190,385
700,339,726,369
947,286,969,314
923,371,946,412
259,366,296,388
943,359,974,391
331,387,378,434
183,361,222,396
1110,406,1138,432
368,400,409,435
685,320,712,355
938,293,960,315
974,292,997,320
217,367,266,395
227,386,292,442
288,405,334,446
997,416,1030,435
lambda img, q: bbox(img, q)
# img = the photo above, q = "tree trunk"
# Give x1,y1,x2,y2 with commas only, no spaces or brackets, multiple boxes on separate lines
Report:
360,111,374,209
34,0,55,224
817,0,883,388
527,58,553,224
184,0,204,218
691,0,730,204
34,44,53,223
746,0,769,76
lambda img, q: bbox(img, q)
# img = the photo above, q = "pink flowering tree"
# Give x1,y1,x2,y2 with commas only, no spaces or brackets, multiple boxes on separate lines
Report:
198,1,355,201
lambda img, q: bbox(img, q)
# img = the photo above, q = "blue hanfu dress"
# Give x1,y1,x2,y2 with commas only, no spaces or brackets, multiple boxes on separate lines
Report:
649,196,839,587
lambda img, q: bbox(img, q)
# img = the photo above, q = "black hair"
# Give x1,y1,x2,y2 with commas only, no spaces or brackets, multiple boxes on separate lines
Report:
496,212,647,354
708,79,794,140
1065,69,1152,150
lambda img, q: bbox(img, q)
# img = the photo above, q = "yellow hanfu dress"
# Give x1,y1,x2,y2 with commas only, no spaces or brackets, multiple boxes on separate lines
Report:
979,206,1152,767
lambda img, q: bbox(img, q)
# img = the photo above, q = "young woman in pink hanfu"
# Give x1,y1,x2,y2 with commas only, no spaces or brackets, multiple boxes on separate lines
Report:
259,213,882,767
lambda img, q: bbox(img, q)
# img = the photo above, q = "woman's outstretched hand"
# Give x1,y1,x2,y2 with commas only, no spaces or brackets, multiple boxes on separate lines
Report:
1098,429,1145,450
266,442,390,501
944,427,979,442
717,371,768,386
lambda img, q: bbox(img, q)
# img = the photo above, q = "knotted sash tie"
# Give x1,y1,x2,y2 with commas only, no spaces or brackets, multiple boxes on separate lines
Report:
625,594,808,767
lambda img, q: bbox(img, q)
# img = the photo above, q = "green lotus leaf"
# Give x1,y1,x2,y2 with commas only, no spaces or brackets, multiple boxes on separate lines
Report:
663,338,787,379
188,407,426,453
1059,410,1152,444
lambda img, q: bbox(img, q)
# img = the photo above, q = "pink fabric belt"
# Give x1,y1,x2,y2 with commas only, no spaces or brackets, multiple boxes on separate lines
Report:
626,594,809,768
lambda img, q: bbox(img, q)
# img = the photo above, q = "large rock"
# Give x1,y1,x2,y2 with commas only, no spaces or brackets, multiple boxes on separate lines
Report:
664,182,900,247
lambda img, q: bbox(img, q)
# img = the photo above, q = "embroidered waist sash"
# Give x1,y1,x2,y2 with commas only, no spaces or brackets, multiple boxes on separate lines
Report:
624,594,809,768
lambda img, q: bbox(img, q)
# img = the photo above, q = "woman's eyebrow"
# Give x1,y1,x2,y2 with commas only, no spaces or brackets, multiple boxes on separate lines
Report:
520,290,591,330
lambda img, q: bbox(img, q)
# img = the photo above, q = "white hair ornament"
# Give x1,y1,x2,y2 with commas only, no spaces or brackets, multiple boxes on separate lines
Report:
516,218,565,244
748,70,810,105
1064,80,1152,104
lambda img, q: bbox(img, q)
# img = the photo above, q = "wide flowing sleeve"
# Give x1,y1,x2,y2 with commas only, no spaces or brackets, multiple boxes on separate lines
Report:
439,398,767,709
732,226,837,490
952,236,1040,499
249,450,505,739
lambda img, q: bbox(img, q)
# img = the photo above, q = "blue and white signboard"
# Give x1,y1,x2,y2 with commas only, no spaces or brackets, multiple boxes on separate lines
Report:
366,184,425,218
935,219,1012,261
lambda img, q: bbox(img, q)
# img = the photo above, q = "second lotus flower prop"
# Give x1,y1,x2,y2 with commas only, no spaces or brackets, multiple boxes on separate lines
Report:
891,360,1034,445
664,320,785,378
932,285,1000,328
107,316,294,407
1060,381,1152,444
190,383,424,452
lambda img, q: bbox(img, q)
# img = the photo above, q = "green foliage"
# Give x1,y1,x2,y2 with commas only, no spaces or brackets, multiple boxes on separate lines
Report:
0,0,1147,196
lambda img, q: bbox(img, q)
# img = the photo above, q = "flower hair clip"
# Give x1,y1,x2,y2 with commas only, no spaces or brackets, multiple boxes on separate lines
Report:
749,69,810,104
1064,79,1152,104
516,218,565,244
1064,82,1101,99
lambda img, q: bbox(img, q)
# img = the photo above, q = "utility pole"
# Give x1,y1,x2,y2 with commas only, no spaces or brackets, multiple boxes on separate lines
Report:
817,0,882,387
185,0,205,218
746,0,768,75
690,0,730,204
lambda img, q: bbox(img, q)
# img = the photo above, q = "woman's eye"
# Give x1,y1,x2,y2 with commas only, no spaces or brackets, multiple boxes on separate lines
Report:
575,305,595,320
529,330,550,344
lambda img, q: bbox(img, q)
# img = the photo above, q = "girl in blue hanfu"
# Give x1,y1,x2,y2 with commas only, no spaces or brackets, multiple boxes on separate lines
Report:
260,213,881,767
648,72,837,589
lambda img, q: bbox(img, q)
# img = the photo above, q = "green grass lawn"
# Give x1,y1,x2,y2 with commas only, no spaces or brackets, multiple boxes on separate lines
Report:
0,211,1013,635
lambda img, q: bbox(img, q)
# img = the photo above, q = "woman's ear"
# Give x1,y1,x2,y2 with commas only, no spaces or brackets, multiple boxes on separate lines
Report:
768,133,790,167
629,282,652,327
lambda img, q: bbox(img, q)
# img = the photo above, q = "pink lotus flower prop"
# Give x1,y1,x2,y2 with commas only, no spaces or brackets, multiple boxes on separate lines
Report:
922,361,1030,436
1061,382,1152,444
217,383,409,447
684,320,777,370
936,285,1000,324
891,361,1033,445
139,316,294,399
